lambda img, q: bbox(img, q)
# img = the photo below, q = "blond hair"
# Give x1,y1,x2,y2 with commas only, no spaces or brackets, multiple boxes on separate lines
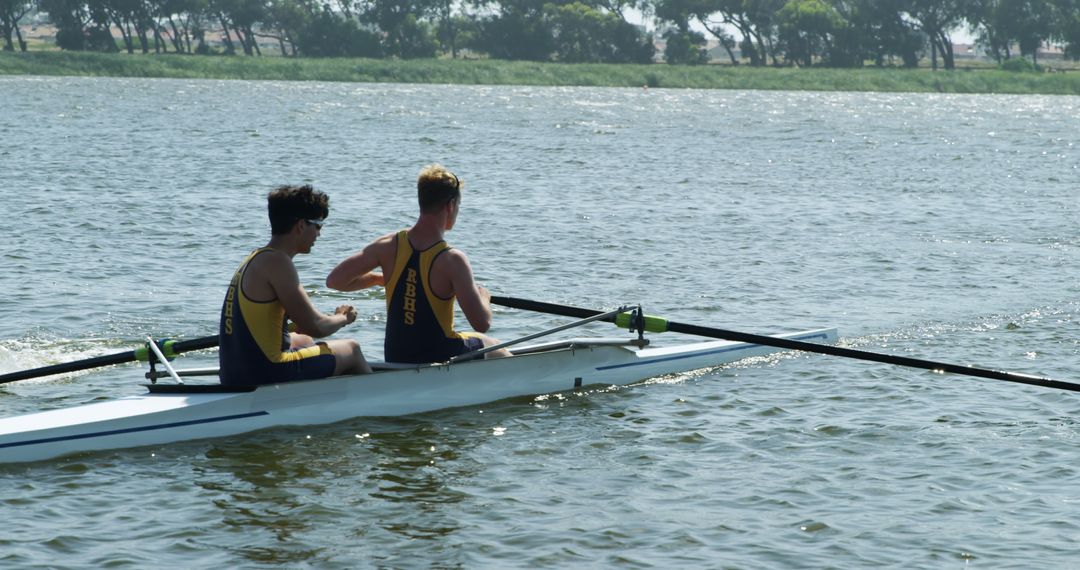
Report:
417,164,462,213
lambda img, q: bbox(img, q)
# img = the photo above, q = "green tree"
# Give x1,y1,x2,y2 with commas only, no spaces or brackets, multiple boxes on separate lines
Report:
209,0,267,54
962,0,1011,62
471,0,555,60
905,0,964,70
292,3,382,56
431,0,462,56
0,0,31,50
41,0,118,50
260,0,307,55
665,0,786,65
653,0,709,63
100,0,155,53
662,27,708,63
145,0,209,52
653,0,742,64
1001,0,1055,64
545,1,653,62
360,0,438,58
725,0,786,65
776,0,844,66
1053,0,1080,59
39,0,85,50
832,0,920,67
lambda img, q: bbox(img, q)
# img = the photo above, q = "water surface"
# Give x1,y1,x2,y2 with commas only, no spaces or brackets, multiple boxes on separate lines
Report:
2,77,1080,567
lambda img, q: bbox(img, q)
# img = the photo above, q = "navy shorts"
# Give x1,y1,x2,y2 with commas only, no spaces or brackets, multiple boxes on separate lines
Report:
223,343,336,386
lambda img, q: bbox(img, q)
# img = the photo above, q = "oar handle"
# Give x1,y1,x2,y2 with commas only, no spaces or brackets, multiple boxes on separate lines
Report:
491,296,610,320
0,334,219,385
490,296,666,332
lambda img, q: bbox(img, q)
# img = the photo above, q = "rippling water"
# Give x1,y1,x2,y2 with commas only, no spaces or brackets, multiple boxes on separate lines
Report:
2,76,1080,567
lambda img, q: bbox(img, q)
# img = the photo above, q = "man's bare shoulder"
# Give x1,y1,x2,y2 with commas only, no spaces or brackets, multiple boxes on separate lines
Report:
372,231,399,247
240,249,296,301
250,248,292,267
363,232,400,261
436,246,473,275
247,249,296,280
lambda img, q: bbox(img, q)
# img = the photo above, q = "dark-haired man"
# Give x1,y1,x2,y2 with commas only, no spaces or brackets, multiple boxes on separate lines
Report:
219,185,372,386
326,164,510,364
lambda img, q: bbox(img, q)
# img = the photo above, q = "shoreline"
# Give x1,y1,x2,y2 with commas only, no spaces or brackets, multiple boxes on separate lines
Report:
3,51,1080,95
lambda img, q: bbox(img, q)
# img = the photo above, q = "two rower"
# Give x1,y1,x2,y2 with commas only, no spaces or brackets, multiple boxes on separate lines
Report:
219,165,506,387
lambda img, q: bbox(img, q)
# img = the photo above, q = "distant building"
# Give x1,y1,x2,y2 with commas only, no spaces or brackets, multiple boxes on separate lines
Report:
953,42,1065,61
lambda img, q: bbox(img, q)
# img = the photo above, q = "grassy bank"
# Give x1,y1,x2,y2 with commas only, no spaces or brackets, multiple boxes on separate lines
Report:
2,50,1080,94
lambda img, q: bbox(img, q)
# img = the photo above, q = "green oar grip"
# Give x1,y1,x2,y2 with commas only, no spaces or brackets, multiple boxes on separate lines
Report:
614,312,669,333
134,340,179,362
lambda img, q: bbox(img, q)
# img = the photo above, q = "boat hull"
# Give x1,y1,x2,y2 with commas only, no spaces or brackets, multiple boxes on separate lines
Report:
0,328,836,464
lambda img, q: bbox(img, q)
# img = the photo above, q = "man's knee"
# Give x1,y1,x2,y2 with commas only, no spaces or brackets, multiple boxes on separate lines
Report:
332,339,359,359
290,333,316,349
334,339,371,374
480,335,511,359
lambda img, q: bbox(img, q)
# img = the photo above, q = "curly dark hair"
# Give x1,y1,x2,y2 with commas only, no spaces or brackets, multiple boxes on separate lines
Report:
267,185,329,235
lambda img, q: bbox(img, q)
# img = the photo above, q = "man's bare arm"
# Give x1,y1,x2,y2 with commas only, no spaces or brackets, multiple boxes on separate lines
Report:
267,255,355,338
326,234,393,291
445,250,493,333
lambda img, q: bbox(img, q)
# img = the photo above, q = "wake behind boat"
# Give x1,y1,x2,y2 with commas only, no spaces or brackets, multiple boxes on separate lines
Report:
0,323,838,464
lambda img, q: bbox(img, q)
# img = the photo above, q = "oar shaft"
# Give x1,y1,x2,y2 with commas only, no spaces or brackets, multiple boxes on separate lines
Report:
490,296,1080,393
667,321,1077,393
0,334,219,385
0,351,137,384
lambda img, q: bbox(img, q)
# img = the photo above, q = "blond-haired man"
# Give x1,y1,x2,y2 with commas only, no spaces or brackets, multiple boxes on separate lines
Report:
327,165,509,363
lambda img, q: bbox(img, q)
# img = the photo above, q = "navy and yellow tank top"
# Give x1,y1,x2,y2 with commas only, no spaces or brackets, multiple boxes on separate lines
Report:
384,231,478,363
219,248,334,385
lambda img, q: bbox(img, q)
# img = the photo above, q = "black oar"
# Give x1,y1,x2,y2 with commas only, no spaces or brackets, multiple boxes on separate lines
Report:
490,295,1080,393
0,335,219,385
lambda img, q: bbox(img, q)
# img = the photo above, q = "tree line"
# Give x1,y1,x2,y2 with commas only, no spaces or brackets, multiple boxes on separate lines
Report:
2,0,1079,68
